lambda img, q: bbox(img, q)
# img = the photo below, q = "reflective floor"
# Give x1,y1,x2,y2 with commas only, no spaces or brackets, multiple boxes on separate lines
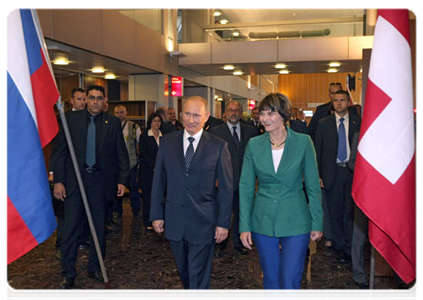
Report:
8,197,407,291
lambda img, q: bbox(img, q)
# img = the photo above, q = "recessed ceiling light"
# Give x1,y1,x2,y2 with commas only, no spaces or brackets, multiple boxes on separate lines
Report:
92,67,105,73
223,65,235,70
279,70,289,74
54,58,69,65
329,62,341,67
233,71,243,75
275,63,286,69
327,68,338,73
214,11,222,17
105,73,116,80
232,32,239,37
217,97,223,101
219,19,229,24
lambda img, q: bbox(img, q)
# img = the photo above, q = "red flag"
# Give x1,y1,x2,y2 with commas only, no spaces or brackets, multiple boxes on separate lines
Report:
352,10,415,284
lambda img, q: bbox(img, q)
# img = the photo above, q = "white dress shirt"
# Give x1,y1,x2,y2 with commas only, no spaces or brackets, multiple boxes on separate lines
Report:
183,128,203,155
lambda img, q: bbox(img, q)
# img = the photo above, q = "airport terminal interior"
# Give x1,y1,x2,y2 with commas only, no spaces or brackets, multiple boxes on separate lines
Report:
7,8,416,291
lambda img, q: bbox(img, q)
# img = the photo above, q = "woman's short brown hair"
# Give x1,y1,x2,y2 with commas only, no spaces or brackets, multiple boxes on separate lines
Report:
258,93,292,126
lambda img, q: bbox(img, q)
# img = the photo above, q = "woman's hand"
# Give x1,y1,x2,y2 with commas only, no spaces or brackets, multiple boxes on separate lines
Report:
310,231,323,242
240,232,253,250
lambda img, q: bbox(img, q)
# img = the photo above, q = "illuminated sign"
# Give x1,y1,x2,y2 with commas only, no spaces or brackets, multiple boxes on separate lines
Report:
248,99,255,110
171,77,183,97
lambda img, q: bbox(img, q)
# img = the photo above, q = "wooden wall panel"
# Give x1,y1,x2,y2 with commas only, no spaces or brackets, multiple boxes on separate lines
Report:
278,72,362,118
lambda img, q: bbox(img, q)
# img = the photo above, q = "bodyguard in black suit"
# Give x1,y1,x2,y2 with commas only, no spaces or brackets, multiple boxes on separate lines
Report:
289,119,308,134
52,85,129,289
315,90,361,263
203,115,224,131
150,96,233,289
209,101,257,256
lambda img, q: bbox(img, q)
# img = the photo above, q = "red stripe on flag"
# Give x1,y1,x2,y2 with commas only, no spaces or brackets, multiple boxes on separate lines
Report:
31,48,59,148
7,196,39,264
378,9,410,44
353,152,416,283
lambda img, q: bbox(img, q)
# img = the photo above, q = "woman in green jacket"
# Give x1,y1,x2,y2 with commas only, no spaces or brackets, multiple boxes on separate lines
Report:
239,93,323,289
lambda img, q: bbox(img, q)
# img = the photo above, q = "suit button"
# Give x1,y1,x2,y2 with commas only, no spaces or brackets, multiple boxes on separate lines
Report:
275,189,278,193
273,200,277,203
185,173,189,176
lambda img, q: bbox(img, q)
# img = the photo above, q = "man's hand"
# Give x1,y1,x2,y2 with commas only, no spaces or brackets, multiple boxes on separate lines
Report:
152,220,164,234
319,178,324,188
53,183,66,201
117,184,126,197
214,226,228,244
240,232,253,250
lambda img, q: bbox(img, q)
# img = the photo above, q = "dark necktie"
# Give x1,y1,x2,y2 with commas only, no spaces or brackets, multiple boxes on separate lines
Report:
185,137,195,169
86,116,96,167
337,117,347,162
232,126,240,147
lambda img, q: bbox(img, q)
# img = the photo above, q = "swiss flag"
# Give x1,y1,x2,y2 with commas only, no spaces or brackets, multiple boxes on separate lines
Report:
352,10,415,284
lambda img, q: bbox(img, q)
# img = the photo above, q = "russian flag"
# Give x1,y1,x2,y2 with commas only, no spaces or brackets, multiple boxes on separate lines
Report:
7,9,59,264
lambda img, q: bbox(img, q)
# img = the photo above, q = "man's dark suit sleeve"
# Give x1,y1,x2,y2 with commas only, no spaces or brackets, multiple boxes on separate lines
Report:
216,142,233,229
50,115,68,184
150,141,167,221
314,119,324,178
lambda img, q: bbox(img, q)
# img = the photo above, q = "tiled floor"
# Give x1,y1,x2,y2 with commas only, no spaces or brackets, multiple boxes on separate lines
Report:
8,199,420,300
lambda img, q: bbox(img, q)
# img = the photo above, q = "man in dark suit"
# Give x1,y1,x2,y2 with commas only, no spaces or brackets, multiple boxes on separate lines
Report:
203,115,224,131
150,96,233,289
167,107,184,130
156,106,176,135
289,118,308,134
308,82,342,142
250,107,265,135
51,85,129,289
315,90,361,263
209,100,257,257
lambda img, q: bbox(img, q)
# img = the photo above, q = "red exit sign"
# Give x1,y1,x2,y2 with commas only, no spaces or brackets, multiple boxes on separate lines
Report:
171,77,184,97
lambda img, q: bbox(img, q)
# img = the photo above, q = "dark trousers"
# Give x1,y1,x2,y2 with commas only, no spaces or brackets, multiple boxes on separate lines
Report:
215,189,242,251
169,239,215,289
252,232,309,289
325,166,354,255
352,202,368,284
61,170,106,279
114,166,141,215
142,189,152,228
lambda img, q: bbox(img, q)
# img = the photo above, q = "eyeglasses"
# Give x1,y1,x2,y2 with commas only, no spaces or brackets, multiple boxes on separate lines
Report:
87,96,105,101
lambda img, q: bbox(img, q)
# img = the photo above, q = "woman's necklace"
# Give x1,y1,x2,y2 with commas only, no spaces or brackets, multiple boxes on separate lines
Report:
270,139,286,147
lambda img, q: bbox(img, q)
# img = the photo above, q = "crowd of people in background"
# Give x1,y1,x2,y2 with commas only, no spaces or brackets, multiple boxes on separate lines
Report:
49,82,378,290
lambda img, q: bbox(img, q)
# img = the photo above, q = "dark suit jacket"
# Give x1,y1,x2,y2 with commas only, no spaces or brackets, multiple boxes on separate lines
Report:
150,130,233,245
168,120,184,131
308,102,359,142
160,122,176,135
289,119,308,134
314,113,361,189
51,110,130,200
204,116,224,131
138,131,160,190
209,122,257,188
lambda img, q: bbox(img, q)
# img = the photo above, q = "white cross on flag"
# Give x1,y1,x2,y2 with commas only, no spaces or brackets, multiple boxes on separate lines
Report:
352,9,415,284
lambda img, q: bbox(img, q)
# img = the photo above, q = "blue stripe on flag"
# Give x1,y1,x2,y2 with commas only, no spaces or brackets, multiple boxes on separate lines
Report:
19,9,43,76
7,72,56,243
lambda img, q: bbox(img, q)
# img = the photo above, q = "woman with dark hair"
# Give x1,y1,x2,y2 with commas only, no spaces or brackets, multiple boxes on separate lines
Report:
138,113,163,232
239,93,323,289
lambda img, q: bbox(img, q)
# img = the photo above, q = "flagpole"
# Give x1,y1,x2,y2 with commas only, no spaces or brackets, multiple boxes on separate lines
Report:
370,246,375,289
55,97,111,288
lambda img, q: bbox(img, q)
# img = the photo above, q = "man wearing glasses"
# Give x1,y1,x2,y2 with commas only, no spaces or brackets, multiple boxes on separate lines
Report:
210,100,257,258
51,85,129,289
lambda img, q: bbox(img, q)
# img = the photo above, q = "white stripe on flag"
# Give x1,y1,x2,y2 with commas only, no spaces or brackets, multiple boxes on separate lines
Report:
7,9,38,128
358,16,414,184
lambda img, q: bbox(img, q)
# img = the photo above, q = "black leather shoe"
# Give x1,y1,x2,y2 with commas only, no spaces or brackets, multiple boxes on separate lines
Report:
354,281,369,289
60,277,75,289
235,247,248,256
338,252,352,263
87,271,104,282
